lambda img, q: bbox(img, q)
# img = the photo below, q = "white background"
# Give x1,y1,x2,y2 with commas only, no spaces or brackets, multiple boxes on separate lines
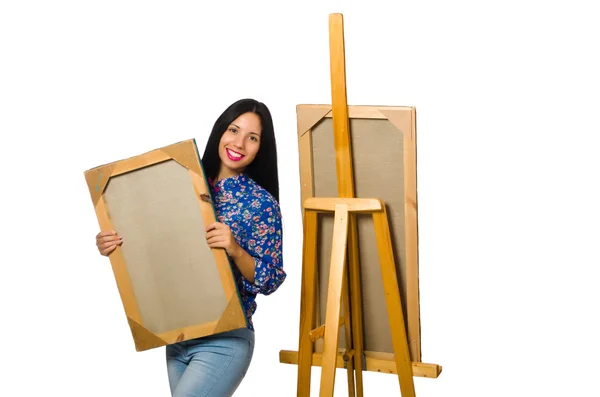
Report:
1,0,599,396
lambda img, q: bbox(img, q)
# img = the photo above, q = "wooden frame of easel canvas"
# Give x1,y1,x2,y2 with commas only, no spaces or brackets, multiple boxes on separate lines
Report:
278,13,441,396
83,139,248,352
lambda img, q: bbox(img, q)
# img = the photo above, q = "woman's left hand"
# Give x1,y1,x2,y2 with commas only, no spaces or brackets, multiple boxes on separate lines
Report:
205,222,242,258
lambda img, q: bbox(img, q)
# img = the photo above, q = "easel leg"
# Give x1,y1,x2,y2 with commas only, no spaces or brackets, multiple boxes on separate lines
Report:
320,204,350,397
342,257,355,396
297,210,318,397
373,208,416,397
348,215,365,397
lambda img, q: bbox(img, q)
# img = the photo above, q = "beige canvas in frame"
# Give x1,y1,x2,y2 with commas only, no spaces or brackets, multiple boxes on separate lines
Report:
83,139,247,352
297,104,421,364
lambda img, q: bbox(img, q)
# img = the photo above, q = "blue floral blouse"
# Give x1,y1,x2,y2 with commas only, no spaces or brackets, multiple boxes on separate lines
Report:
209,172,286,330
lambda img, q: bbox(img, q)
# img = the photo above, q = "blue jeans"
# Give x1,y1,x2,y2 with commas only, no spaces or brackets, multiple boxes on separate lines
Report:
166,327,255,397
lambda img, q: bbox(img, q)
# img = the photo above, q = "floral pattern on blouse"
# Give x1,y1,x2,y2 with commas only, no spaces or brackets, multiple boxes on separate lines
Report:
209,172,286,330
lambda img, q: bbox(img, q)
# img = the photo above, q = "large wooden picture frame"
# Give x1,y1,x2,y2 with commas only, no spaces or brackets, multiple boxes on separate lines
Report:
83,139,247,352
281,104,431,375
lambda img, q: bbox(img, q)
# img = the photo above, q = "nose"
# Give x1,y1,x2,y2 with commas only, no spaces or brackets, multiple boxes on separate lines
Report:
232,134,244,148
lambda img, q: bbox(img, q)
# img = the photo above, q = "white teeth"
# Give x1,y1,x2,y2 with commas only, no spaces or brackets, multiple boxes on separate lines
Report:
227,149,242,158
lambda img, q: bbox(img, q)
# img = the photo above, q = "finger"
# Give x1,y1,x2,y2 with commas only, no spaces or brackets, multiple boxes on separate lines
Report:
98,234,121,242
205,230,225,239
206,235,225,244
100,244,117,256
99,240,122,250
207,237,230,248
97,235,122,246
206,227,230,237
96,230,117,238
206,222,226,232
205,222,216,232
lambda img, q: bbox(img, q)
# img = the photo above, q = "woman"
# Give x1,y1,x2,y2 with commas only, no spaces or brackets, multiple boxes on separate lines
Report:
95,98,287,396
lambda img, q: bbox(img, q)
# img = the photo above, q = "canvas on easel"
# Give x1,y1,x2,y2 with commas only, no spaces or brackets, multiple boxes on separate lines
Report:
83,139,247,352
280,106,441,375
293,104,424,362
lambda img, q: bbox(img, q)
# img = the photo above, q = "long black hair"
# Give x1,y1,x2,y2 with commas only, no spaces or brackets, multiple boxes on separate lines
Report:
202,98,280,202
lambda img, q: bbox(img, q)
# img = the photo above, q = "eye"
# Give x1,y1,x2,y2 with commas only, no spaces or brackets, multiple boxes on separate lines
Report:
249,136,258,142
229,128,237,133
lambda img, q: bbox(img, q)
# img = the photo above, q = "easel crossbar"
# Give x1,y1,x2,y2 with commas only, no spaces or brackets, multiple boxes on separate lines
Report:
279,350,442,379
303,197,383,212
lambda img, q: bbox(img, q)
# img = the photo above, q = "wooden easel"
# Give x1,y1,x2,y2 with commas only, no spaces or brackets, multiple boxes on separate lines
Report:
294,14,416,397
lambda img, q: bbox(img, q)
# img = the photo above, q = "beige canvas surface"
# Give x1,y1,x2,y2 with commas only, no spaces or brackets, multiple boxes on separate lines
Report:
311,117,408,354
103,159,228,334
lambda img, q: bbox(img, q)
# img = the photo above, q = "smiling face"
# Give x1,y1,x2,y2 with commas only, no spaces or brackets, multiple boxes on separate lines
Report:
216,111,262,181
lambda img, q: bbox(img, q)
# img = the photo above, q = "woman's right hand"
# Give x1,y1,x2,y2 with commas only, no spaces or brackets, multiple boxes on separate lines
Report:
96,230,123,256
